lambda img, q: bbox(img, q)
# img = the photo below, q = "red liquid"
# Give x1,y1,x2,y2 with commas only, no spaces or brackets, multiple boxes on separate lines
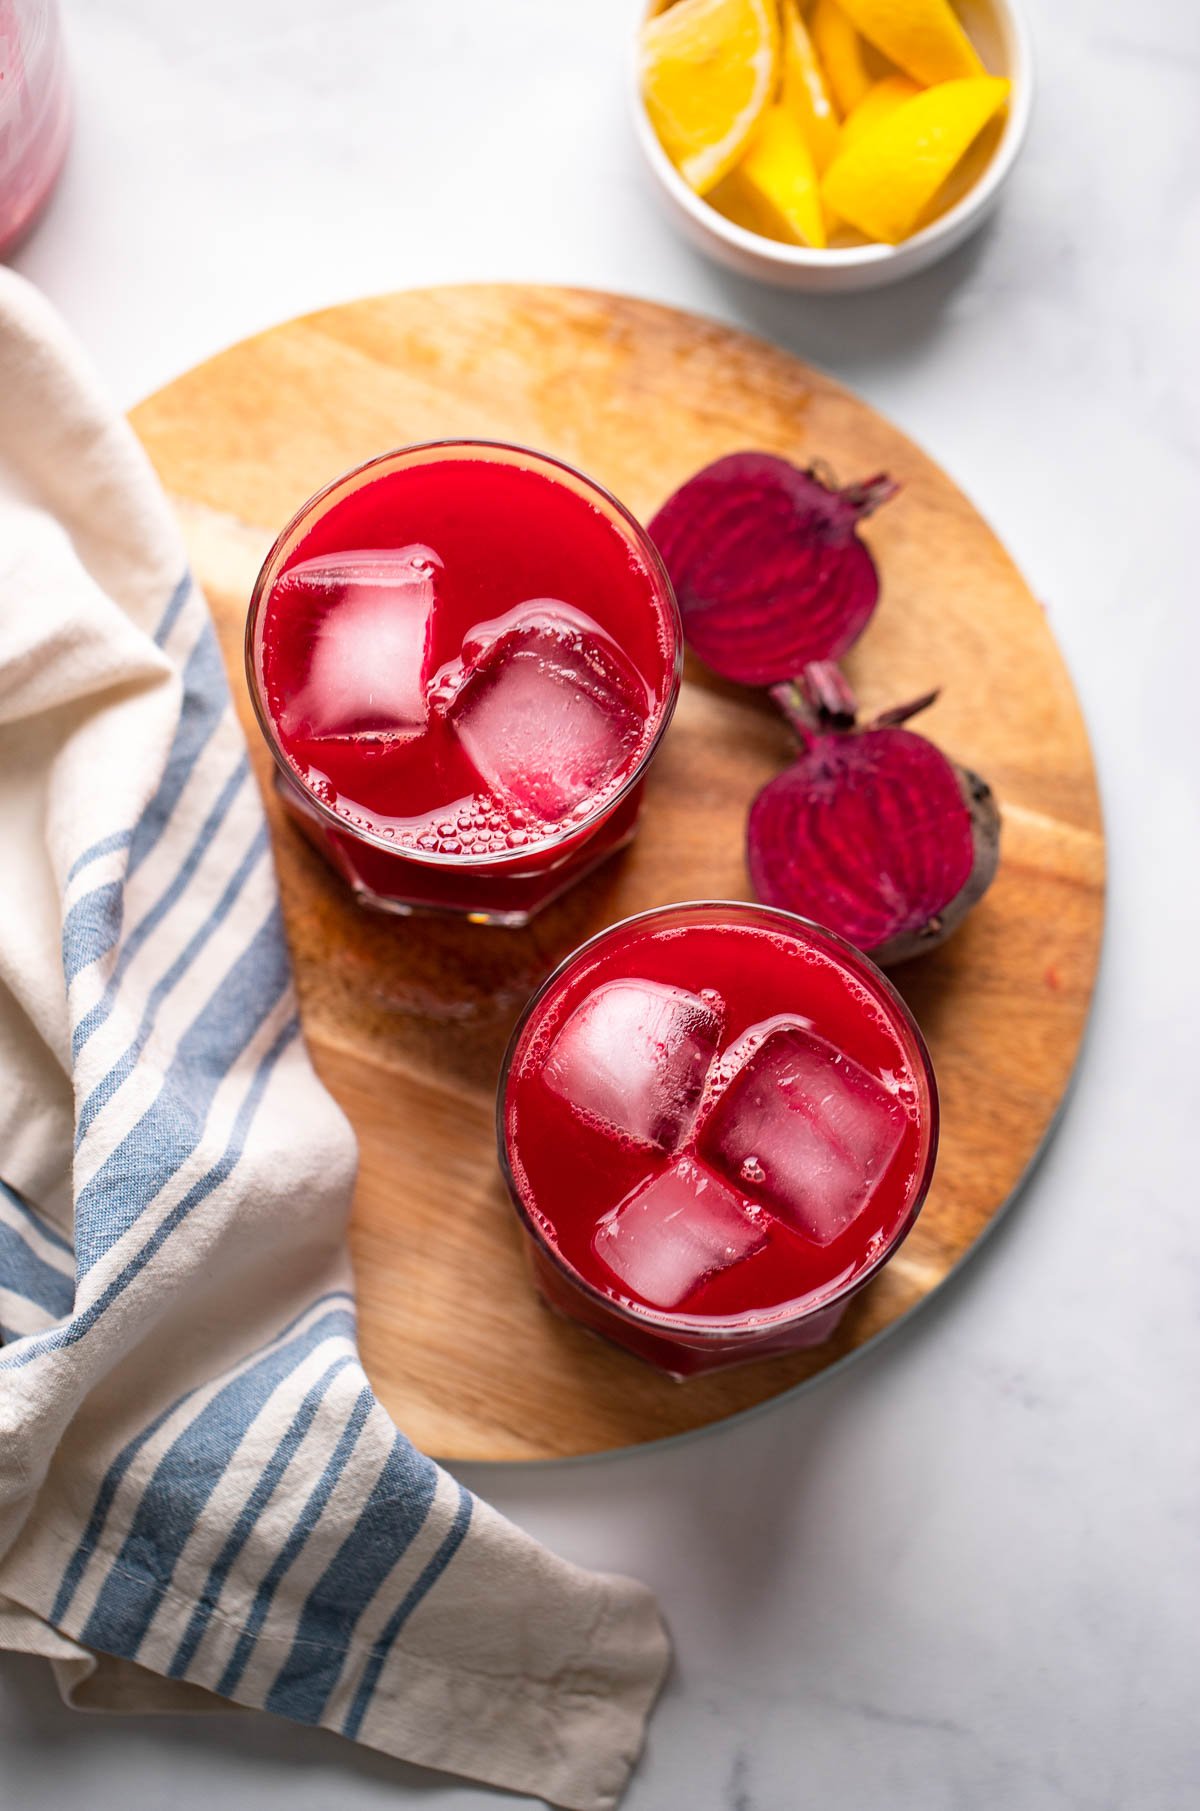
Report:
0,1,71,258
500,904,937,1376
249,445,679,923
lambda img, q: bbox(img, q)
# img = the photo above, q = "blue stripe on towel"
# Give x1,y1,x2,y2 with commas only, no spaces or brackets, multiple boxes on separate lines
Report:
74,824,269,1148
0,1181,74,1262
262,1431,441,1723
342,1484,474,1739
218,1387,376,1698
49,1290,352,1626
65,828,133,888
127,621,230,880
167,1353,358,1678
80,1305,358,1657
0,1221,75,1319
62,615,229,1008
73,907,290,1275
0,1016,299,1374
72,754,249,1060
62,882,125,985
154,571,193,647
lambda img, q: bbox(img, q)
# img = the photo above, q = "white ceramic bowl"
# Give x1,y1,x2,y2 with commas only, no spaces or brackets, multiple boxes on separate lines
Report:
631,0,1033,292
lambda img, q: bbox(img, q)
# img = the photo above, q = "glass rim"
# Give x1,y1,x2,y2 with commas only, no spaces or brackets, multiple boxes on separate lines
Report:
244,438,683,869
496,899,941,1345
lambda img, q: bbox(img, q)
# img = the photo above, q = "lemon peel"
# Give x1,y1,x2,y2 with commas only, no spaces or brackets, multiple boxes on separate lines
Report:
821,75,1010,243
838,73,922,153
836,0,985,86
716,105,828,247
810,0,873,117
780,0,840,172
640,0,780,195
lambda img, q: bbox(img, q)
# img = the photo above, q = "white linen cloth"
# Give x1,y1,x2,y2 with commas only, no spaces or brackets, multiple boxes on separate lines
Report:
0,268,669,1810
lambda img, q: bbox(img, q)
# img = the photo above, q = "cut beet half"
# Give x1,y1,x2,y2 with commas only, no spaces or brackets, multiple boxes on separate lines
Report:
649,452,897,687
749,667,1001,965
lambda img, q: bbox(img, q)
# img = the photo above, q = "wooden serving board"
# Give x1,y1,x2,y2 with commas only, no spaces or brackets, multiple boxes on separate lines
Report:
130,286,1104,1462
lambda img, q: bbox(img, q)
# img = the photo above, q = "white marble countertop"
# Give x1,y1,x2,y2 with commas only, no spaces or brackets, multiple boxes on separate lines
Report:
4,1,1198,1807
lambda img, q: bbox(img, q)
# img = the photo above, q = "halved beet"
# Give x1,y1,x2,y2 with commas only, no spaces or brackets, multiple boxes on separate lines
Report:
749,670,1000,965
649,453,897,687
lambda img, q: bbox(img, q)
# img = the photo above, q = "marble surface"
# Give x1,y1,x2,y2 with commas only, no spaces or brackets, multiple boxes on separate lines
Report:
4,1,1199,1807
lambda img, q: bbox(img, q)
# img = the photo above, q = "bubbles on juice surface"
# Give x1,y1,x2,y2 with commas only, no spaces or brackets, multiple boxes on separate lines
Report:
542,978,725,1154
274,546,441,742
394,791,524,858
697,1020,907,1247
442,603,649,828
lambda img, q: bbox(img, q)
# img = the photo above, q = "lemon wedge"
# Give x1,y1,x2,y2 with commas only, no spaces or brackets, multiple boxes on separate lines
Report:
714,105,828,247
835,0,984,85
640,0,780,196
822,75,1010,242
779,0,840,172
810,0,873,117
838,73,922,153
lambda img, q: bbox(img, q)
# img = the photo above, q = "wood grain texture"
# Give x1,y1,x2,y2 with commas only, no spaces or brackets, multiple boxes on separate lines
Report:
129,285,1105,1461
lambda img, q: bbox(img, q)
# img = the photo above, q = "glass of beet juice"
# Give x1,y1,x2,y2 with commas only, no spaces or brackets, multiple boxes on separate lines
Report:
499,902,938,1377
246,442,681,924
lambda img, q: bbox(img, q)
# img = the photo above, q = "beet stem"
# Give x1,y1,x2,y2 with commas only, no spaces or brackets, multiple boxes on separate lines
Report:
800,660,858,727
870,687,941,729
841,474,901,520
769,663,859,741
767,681,820,744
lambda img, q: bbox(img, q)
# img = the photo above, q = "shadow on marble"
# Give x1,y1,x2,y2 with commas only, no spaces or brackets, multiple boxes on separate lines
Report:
696,217,998,387
0,1649,474,1803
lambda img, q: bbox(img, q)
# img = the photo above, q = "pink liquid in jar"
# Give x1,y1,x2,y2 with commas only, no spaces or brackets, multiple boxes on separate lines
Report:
500,902,939,1376
0,1,70,259
247,442,681,925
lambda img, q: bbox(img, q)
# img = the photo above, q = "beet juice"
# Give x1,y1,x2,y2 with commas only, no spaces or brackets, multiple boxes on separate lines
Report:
500,902,938,1376
247,443,680,923
0,0,71,258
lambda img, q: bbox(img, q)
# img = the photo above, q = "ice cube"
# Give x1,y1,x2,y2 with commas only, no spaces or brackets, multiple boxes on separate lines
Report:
446,604,645,824
698,1022,906,1246
543,979,723,1152
593,1157,769,1310
277,545,440,740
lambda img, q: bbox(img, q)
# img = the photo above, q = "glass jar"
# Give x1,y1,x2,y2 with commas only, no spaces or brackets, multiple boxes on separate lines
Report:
0,0,70,259
499,901,939,1376
246,441,682,926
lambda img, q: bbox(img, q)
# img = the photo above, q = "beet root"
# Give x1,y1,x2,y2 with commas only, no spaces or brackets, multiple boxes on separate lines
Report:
648,453,897,687
748,669,1000,965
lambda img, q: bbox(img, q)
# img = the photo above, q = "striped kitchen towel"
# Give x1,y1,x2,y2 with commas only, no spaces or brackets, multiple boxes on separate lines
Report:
0,269,669,1810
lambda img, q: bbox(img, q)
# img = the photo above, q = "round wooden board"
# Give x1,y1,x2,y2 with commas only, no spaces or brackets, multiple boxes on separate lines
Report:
130,286,1104,1462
